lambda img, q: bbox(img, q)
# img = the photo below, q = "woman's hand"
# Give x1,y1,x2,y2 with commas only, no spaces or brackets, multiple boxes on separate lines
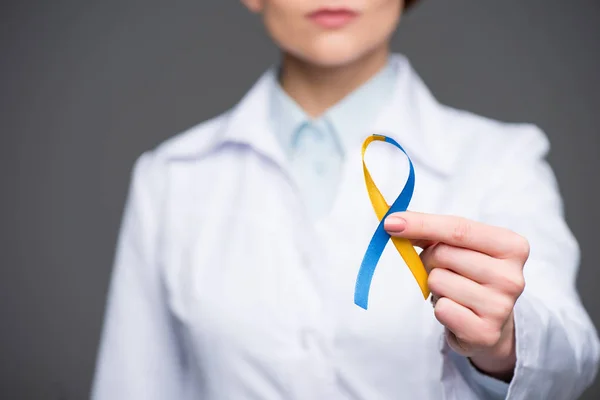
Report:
384,212,529,381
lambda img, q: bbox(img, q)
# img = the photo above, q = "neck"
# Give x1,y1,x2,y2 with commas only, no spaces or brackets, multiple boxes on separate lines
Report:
279,45,390,118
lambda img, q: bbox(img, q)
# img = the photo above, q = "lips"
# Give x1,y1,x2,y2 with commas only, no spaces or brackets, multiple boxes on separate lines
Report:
307,8,358,29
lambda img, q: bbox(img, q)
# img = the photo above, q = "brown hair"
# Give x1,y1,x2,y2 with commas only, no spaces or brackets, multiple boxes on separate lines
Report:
405,0,419,8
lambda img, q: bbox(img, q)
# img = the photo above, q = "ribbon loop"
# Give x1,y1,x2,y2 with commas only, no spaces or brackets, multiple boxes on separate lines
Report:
354,134,430,309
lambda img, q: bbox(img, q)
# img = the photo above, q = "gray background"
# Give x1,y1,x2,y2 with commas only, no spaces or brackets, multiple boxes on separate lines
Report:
1,0,599,398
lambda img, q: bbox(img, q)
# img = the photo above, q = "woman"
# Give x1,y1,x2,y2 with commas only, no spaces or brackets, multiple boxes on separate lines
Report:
91,1,599,399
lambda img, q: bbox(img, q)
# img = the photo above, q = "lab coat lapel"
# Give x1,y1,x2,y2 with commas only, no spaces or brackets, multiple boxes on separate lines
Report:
211,68,289,171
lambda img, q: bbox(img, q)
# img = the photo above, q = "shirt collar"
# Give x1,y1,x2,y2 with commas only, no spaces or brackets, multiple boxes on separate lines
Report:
270,62,397,158
326,62,397,152
212,54,456,177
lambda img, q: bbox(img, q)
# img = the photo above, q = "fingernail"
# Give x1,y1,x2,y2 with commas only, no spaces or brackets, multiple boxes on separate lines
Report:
384,215,407,232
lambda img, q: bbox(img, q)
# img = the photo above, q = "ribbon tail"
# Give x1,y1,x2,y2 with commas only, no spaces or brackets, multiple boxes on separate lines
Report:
390,237,430,299
354,221,391,309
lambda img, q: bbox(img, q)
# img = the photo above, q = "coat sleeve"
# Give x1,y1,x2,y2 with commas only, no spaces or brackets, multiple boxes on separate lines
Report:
91,152,190,399
441,125,600,399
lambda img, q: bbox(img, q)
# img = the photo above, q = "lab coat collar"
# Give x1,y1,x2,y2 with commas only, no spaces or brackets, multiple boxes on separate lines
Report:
212,54,455,177
209,68,288,168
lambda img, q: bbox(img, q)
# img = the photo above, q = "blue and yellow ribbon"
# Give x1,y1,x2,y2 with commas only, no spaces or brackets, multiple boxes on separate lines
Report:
354,134,430,309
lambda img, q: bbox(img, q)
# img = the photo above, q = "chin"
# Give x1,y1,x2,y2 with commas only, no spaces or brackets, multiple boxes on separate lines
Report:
292,38,376,68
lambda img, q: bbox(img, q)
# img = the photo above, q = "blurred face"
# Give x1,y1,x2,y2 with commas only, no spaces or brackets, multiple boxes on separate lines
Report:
242,0,404,67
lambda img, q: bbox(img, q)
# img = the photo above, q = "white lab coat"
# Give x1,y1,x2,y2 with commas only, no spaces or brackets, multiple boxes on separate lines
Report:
91,55,599,399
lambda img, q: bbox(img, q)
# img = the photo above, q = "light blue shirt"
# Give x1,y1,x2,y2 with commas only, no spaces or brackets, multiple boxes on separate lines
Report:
270,63,396,218
269,60,510,398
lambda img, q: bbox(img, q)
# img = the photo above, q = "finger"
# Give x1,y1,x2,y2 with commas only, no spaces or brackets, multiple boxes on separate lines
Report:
445,329,474,357
384,212,529,260
434,297,499,354
420,243,526,297
427,267,490,316
429,267,517,323
420,243,441,274
409,238,437,251
420,243,502,284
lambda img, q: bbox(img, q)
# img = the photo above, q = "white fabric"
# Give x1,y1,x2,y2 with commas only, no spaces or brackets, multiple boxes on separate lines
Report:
91,54,600,400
